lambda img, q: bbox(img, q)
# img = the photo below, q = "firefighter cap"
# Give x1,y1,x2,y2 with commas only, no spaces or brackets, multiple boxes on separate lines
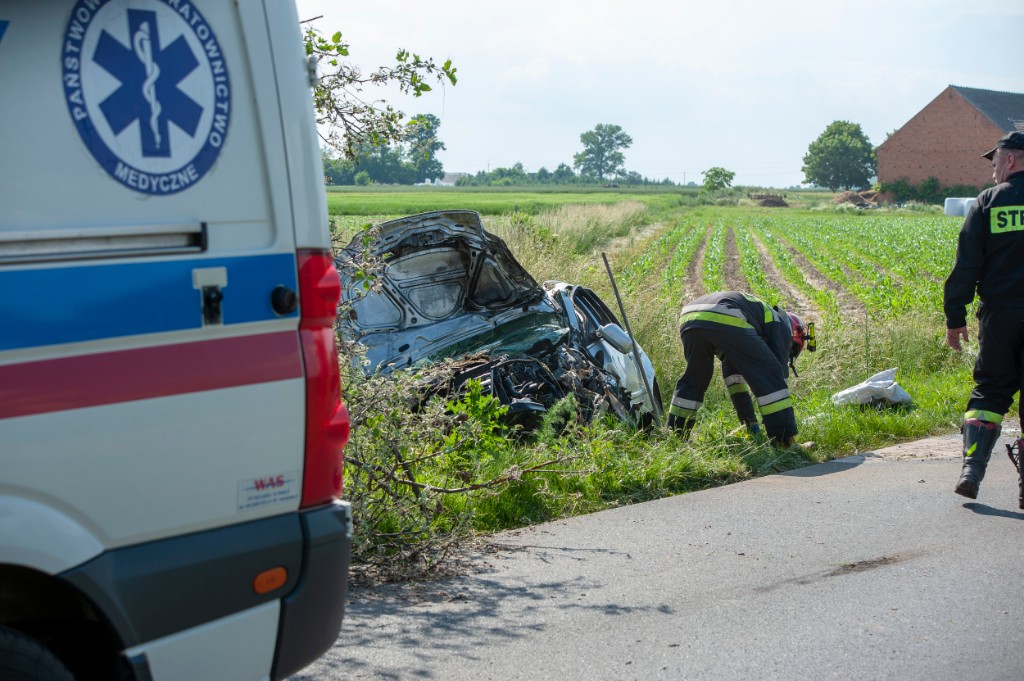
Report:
982,131,1024,160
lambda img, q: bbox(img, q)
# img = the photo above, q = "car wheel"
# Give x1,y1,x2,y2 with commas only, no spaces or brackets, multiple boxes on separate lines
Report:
0,627,75,681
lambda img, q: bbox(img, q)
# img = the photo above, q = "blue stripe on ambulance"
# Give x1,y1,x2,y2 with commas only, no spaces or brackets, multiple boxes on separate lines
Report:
2,253,298,351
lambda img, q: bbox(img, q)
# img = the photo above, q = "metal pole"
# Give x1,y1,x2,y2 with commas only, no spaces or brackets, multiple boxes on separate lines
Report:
865,309,869,379
601,252,662,423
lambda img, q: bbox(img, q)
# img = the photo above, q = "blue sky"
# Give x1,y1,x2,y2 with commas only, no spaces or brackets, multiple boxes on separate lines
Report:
297,0,1022,188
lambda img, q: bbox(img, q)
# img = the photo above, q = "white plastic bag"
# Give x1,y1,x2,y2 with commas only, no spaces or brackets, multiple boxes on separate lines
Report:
831,367,913,406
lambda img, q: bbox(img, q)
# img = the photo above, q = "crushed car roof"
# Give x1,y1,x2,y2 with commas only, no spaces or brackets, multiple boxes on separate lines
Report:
336,210,551,373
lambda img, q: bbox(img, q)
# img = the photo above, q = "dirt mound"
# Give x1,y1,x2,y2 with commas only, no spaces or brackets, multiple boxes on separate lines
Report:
749,193,789,208
832,190,897,208
833,191,870,207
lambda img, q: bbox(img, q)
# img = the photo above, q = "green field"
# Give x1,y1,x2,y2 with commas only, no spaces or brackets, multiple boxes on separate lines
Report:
325,186,688,229
335,189,988,580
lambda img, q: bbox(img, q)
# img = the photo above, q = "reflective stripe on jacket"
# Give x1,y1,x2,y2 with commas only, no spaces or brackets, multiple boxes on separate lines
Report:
678,291,791,371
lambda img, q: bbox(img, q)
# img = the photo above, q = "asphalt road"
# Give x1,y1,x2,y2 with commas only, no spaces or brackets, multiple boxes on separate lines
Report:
295,432,1024,681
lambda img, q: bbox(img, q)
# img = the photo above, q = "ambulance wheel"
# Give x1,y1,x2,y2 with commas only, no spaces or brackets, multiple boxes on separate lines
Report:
0,627,74,681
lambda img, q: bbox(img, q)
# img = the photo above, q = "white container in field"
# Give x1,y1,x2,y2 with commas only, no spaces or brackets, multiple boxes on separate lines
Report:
944,197,977,217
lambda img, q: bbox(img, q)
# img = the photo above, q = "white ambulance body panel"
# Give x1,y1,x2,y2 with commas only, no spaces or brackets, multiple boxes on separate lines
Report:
5,380,306,547
0,497,105,575
1,0,305,546
0,2,352,679
123,602,281,681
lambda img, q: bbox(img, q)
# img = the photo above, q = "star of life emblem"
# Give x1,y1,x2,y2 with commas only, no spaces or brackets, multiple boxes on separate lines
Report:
62,0,231,195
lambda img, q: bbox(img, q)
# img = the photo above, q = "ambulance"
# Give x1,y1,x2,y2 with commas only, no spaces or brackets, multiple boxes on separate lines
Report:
0,1,352,679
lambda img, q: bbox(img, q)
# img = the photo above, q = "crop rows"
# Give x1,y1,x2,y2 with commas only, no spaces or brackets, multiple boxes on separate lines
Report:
623,210,962,327
757,215,949,319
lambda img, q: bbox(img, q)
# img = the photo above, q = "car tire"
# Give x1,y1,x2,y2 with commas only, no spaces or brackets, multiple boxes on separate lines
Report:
0,627,75,681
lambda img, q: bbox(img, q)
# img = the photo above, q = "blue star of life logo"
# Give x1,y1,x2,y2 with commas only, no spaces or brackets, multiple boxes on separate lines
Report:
94,9,201,158
61,0,231,195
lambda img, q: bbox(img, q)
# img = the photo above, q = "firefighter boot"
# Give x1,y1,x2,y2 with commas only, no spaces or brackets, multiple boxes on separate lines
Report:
955,419,1001,499
782,436,817,452
666,414,695,438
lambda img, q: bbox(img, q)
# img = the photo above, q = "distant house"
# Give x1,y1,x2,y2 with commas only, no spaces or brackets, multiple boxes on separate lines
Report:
876,85,1024,189
439,172,466,186
418,172,466,187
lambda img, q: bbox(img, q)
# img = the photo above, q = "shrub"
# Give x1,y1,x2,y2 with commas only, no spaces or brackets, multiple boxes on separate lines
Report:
875,177,983,205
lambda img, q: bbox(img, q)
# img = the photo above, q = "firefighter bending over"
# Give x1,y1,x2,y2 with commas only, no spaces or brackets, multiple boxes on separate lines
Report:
667,291,813,446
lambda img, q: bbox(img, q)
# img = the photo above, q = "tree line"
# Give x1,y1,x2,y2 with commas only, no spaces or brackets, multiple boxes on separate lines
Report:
323,117,675,187
322,113,446,186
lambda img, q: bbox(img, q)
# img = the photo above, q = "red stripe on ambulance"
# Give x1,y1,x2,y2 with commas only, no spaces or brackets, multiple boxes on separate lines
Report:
0,332,303,419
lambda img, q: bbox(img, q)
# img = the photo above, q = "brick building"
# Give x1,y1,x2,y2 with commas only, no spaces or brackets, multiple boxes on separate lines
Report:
876,85,1024,189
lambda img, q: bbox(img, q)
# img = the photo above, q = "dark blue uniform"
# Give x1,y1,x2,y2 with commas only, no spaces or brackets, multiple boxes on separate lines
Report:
944,133,1024,502
945,170,1024,425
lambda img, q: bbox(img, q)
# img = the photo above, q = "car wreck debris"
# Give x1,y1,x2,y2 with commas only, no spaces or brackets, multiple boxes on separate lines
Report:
335,210,661,430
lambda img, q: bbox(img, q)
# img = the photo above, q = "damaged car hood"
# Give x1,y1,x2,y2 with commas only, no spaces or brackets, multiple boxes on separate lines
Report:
337,210,553,373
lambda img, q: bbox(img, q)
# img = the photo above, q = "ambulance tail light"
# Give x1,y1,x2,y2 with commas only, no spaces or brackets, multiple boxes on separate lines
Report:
297,249,350,508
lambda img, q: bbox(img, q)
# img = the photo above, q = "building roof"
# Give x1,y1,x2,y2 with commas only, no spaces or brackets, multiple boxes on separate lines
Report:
951,85,1024,132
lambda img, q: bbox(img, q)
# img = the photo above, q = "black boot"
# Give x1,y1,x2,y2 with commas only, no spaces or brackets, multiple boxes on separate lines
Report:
666,414,695,438
1006,438,1024,510
955,419,1001,499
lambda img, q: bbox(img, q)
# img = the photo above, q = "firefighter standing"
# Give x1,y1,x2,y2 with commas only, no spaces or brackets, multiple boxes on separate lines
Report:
945,130,1024,505
667,291,812,446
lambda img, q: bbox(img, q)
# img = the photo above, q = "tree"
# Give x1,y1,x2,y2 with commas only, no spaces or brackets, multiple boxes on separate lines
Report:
320,111,450,186
552,163,576,184
303,23,457,160
573,124,632,181
802,121,876,190
623,170,644,186
348,142,413,184
322,148,355,185
404,113,446,183
701,167,735,195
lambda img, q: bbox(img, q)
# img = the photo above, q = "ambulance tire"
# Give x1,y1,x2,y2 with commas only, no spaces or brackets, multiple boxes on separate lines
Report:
0,627,74,681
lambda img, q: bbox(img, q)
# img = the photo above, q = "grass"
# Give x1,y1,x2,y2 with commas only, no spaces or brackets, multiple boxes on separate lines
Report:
325,186,686,218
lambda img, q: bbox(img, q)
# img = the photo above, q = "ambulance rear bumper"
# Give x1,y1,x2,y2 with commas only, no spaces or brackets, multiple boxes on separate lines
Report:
272,500,352,679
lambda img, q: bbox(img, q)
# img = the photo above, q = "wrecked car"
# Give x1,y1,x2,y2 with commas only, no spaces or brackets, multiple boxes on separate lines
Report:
335,210,661,430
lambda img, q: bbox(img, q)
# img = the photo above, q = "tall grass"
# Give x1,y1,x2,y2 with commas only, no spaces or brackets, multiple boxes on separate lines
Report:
487,201,650,279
